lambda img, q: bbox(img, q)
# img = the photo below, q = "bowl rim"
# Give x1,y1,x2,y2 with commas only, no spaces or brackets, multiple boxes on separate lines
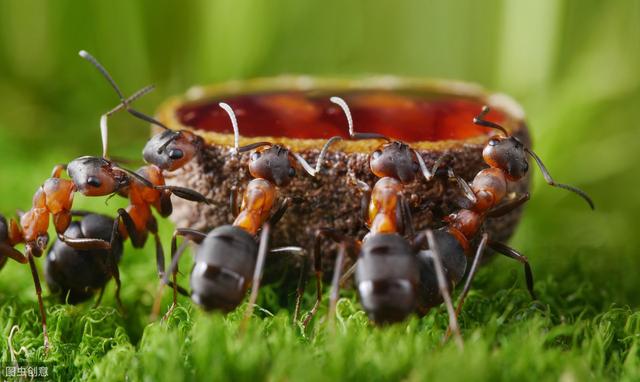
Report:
155,75,527,153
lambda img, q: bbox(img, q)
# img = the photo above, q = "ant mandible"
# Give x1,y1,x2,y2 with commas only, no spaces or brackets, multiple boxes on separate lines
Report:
156,102,342,325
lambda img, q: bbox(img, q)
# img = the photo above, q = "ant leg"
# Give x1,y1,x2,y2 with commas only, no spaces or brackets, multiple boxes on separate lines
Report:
328,242,347,326
152,228,205,320
269,246,308,325
269,197,290,227
147,217,166,280
229,186,239,217
26,245,49,352
157,190,173,218
93,287,106,308
339,261,358,287
398,193,414,238
154,185,211,205
50,164,67,178
488,241,537,300
303,228,347,328
447,168,477,205
425,230,464,350
107,210,129,312
303,231,326,328
0,243,28,264
454,234,489,316
349,174,371,225
57,234,110,250
487,193,530,218
240,223,271,331
294,252,309,325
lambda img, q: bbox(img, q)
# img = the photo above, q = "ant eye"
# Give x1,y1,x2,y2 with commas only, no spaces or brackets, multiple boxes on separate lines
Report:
251,152,261,161
86,176,102,188
372,150,382,160
168,149,184,160
288,167,296,178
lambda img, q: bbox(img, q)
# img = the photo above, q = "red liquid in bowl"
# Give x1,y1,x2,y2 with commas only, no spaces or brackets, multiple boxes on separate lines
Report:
176,91,503,142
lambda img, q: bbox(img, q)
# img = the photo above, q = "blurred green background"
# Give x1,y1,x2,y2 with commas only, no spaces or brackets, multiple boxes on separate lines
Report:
0,0,639,380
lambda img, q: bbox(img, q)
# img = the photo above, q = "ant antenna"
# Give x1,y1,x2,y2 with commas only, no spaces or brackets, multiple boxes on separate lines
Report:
330,96,389,141
330,96,353,136
290,134,342,177
524,148,595,209
79,50,125,100
80,50,170,158
219,102,240,154
473,106,509,136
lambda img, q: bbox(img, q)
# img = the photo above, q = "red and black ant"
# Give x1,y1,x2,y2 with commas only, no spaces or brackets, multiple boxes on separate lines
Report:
78,50,204,172
288,97,466,346
437,106,594,321
77,50,213,303
0,51,211,351
328,101,593,347
156,102,342,324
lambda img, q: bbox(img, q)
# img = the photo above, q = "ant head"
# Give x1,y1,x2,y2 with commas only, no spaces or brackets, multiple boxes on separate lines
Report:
370,141,419,183
483,135,529,180
67,156,128,196
473,106,528,181
143,130,203,171
248,145,296,187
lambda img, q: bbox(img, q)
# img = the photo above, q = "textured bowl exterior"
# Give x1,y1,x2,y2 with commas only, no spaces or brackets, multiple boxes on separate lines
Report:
156,76,531,276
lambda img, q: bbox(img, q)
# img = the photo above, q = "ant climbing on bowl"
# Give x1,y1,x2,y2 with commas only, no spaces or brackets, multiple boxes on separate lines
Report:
437,106,595,320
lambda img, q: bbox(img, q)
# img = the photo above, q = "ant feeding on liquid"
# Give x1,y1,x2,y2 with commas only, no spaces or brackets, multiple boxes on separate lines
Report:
289,96,472,348
154,102,342,327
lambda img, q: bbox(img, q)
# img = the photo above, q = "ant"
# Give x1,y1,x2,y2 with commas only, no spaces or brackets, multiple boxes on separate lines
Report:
156,102,342,324
78,50,213,306
0,51,211,351
78,51,204,173
436,106,594,323
0,156,150,351
291,97,467,347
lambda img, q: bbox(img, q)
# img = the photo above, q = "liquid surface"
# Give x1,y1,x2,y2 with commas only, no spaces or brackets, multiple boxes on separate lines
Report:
177,90,504,142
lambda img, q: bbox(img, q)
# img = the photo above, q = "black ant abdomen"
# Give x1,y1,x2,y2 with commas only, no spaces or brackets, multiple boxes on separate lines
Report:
416,229,467,312
44,213,124,304
355,233,419,324
190,225,258,312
